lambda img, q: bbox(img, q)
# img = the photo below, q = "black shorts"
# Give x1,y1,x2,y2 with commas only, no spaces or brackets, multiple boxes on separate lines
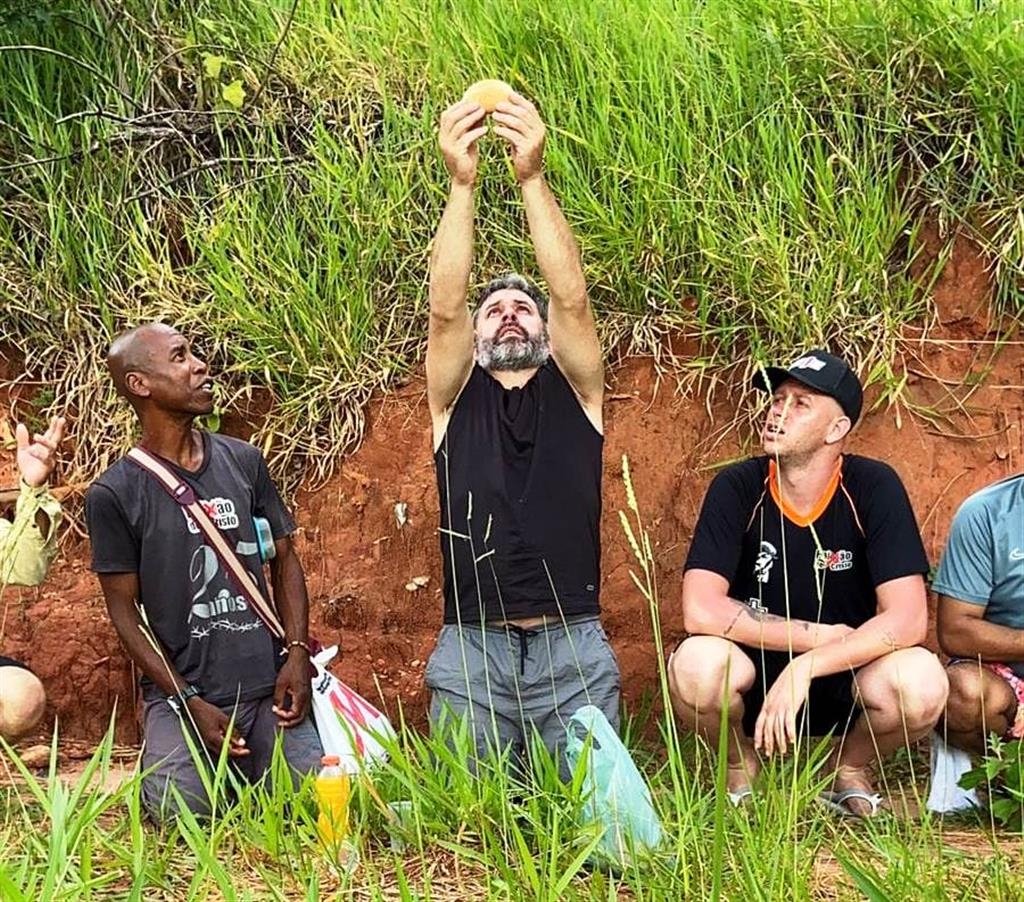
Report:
740,646,861,738
0,655,30,671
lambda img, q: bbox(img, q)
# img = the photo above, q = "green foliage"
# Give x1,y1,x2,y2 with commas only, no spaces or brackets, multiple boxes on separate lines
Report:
960,736,1024,830
1,714,1000,900
837,855,898,902
2,0,1023,484
2,466,1024,898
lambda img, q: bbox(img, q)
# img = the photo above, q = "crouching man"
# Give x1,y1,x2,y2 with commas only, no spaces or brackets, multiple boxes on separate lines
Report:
668,350,947,816
935,474,1024,752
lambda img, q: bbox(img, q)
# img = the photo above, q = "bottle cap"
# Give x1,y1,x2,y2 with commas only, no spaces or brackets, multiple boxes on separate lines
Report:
321,755,340,766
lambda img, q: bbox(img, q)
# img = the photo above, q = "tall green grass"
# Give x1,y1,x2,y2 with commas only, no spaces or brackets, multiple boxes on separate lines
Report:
3,470,1023,900
1,712,1015,900
2,0,1023,481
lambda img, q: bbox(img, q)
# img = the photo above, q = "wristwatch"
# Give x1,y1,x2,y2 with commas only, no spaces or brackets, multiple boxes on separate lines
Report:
166,683,202,712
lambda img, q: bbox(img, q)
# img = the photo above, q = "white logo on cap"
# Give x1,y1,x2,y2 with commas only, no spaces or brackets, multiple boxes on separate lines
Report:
791,355,827,371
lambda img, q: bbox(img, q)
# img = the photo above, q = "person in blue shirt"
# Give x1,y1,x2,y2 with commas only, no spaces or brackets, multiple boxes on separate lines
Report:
935,475,1024,751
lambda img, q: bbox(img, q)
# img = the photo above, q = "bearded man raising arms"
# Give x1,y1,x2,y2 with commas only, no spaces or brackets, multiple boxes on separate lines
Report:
423,91,619,774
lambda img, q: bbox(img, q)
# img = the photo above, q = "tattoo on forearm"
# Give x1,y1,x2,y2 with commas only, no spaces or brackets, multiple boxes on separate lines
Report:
742,607,785,625
723,608,743,637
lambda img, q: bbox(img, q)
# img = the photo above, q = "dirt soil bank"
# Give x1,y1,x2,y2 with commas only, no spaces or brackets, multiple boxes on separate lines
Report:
2,241,1021,745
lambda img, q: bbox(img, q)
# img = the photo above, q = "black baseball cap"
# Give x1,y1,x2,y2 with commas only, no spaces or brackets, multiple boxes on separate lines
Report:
752,349,863,424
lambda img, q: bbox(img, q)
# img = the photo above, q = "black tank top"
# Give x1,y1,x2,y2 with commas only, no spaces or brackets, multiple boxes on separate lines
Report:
435,360,603,623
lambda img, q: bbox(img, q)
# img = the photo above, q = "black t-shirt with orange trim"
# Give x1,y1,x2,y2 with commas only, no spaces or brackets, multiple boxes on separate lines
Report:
685,454,929,635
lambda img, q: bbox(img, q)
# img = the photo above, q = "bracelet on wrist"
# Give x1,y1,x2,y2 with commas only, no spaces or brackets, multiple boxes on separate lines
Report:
284,639,311,657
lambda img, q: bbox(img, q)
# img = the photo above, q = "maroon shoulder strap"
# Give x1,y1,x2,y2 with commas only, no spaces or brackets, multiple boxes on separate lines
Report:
127,446,286,639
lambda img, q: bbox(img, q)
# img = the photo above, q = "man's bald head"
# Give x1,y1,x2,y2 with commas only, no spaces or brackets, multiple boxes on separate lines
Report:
105,322,214,421
107,322,179,400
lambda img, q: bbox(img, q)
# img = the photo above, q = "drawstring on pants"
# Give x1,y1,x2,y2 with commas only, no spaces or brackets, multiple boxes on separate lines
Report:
505,624,539,675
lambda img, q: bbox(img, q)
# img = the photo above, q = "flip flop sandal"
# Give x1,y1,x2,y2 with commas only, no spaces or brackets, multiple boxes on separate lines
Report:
727,787,754,807
817,789,883,819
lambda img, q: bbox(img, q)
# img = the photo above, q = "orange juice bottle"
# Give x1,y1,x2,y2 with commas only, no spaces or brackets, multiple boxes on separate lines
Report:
315,755,351,855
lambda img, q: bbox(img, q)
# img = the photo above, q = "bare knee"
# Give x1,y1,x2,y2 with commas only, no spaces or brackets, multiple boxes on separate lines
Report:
668,636,754,713
896,648,948,728
0,667,47,741
945,662,1011,739
944,663,985,733
858,648,947,731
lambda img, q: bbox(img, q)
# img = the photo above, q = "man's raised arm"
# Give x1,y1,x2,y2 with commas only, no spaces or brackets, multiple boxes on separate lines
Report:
492,94,602,418
426,100,488,422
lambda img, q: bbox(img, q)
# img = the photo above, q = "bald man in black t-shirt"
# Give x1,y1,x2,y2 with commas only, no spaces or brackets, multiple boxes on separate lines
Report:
86,323,321,823
668,350,947,816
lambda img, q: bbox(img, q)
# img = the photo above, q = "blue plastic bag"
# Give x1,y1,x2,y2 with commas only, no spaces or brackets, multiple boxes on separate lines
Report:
565,705,664,867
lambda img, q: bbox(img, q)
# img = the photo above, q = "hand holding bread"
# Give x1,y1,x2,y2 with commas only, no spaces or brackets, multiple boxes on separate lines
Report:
490,91,546,184
438,99,488,186
439,81,546,185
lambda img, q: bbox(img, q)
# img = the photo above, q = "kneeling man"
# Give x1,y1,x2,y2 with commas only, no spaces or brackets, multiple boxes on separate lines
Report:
935,474,1024,751
424,91,618,772
668,350,947,815
86,323,321,822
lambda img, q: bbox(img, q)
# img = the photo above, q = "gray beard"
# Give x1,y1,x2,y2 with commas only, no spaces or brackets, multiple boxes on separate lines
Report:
476,332,550,372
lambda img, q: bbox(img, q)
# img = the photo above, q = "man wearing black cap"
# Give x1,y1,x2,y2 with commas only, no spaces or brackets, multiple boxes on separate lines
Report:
668,349,947,816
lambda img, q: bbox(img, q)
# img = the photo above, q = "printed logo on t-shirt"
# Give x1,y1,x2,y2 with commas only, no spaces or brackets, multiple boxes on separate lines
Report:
181,497,240,534
1010,548,1024,562
187,544,263,640
814,548,853,571
746,598,770,616
753,541,778,583
191,587,249,620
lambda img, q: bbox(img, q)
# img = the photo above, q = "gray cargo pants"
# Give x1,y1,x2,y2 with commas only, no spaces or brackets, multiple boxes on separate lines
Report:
141,695,323,824
425,616,621,777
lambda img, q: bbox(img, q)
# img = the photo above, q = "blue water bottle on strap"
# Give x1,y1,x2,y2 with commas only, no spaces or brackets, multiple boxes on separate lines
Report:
253,516,276,563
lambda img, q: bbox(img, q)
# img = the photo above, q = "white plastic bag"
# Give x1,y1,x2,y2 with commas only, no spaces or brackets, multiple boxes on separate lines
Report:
310,646,396,772
926,730,980,813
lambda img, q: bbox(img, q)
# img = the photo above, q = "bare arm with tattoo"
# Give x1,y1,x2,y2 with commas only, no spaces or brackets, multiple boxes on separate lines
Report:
787,573,927,677
682,568,853,652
